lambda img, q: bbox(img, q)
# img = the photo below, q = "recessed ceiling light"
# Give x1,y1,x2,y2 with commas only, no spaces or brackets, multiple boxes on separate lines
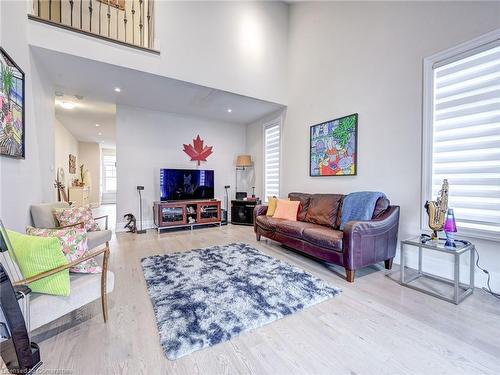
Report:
95,123,100,127
98,132,102,136
101,140,105,143
227,108,232,113
60,101,75,110
114,87,121,92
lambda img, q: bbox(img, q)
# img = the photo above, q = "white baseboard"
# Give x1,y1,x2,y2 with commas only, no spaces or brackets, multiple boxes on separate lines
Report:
115,220,154,233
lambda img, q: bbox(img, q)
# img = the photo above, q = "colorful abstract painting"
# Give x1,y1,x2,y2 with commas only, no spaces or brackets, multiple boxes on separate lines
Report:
310,113,358,176
0,47,25,159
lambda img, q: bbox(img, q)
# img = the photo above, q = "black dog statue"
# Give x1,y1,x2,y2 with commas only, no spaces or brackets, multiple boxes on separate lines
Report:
123,213,137,233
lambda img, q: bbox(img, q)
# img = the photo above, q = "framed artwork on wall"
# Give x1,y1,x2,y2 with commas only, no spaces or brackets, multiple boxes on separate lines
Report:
0,47,25,159
310,113,358,176
69,154,76,174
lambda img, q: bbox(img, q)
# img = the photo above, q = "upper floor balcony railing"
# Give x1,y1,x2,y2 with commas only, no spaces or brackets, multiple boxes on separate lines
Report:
29,0,158,53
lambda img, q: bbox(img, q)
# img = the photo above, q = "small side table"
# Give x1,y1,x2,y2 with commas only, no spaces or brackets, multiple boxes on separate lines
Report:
400,236,475,305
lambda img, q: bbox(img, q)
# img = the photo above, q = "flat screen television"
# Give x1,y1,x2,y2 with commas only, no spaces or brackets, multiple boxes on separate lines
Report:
160,169,215,201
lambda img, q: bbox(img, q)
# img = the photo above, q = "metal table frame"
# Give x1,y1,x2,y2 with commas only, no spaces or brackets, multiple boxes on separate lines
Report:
400,237,475,305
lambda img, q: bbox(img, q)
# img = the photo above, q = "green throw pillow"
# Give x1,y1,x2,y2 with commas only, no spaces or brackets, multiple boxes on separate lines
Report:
7,230,70,296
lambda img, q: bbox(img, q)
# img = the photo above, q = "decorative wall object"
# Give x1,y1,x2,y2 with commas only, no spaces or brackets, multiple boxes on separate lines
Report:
183,135,213,166
310,113,358,176
97,0,126,11
69,154,76,174
0,47,25,159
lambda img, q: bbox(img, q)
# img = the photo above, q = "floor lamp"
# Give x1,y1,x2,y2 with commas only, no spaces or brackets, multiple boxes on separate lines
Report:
235,155,252,199
136,186,146,234
223,185,230,224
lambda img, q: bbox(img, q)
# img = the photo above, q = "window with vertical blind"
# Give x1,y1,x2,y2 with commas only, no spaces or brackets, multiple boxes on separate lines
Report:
264,119,281,201
423,30,500,240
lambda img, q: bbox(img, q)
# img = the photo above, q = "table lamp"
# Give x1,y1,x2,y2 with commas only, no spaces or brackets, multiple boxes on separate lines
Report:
235,155,252,199
443,208,457,247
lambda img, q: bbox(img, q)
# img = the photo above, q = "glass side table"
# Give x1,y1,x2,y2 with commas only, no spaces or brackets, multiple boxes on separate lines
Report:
400,235,475,305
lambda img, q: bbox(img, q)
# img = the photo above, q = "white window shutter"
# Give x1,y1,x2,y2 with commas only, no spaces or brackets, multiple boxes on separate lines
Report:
264,120,281,200
431,43,500,237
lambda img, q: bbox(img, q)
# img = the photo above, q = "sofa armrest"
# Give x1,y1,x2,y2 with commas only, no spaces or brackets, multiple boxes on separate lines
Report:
51,222,85,230
254,205,268,232
254,205,268,217
12,246,110,286
342,206,400,271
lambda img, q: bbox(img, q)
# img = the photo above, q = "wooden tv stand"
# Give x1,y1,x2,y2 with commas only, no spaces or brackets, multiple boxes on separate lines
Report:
153,199,221,233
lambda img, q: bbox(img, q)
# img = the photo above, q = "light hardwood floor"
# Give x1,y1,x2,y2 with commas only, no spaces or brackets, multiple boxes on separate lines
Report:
30,225,500,375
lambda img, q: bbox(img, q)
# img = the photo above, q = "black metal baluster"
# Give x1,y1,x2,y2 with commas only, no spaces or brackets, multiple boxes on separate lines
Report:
147,0,151,48
131,1,135,45
49,0,52,20
107,0,111,37
60,0,62,22
139,0,143,46
69,0,74,26
37,0,40,17
89,0,93,32
80,0,83,29
124,9,128,43
116,6,119,40
99,0,102,34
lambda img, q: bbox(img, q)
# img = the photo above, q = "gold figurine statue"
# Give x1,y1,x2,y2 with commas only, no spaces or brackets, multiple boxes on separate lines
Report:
425,179,449,240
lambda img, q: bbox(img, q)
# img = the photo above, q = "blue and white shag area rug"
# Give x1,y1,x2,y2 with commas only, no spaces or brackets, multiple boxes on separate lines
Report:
141,242,340,360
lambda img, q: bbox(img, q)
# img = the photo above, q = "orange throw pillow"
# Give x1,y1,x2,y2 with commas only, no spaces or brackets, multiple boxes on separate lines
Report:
273,199,300,221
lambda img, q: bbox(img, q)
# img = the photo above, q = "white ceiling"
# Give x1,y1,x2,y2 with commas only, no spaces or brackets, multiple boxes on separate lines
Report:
33,46,284,148
55,96,116,148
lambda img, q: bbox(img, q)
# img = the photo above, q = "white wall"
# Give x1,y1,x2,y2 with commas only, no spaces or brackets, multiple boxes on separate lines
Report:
283,1,500,289
78,141,101,205
27,1,289,105
116,105,246,229
0,0,55,231
54,118,79,192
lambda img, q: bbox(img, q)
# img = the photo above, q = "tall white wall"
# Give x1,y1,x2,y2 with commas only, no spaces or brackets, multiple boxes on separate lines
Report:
78,141,101,205
116,105,246,229
283,1,500,288
28,1,289,105
54,118,79,192
0,0,55,231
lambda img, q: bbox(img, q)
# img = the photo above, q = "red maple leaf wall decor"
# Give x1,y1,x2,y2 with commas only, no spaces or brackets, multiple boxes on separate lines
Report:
183,135,214,166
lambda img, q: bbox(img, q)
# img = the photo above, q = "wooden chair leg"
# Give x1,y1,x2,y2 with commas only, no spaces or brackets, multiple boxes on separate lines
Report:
346,269,355,282
385,258,394,270
101,244,110,323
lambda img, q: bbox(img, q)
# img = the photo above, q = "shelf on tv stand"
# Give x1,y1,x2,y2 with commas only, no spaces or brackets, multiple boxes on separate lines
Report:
153,199,221,233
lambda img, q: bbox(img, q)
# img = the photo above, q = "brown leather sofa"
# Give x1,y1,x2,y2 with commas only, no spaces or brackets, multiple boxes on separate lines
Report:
254,192,400,282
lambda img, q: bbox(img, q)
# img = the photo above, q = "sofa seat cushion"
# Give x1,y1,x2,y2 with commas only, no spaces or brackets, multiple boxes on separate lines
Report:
87,230,112,249
302,227,343,251
274,220,319,238
256,216,318,238
30,271,115,331
255,215,283,232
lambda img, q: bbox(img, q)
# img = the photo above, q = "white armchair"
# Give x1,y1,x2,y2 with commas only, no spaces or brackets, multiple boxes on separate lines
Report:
0,203,114,332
